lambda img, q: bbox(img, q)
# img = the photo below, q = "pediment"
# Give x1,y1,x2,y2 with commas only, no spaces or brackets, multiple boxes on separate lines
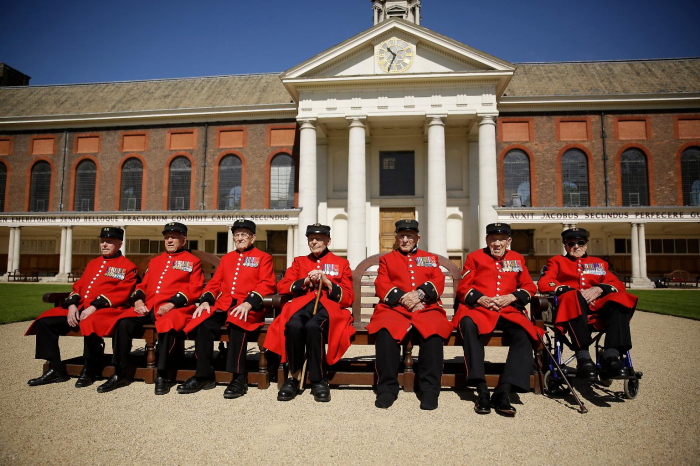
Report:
282,19,514,81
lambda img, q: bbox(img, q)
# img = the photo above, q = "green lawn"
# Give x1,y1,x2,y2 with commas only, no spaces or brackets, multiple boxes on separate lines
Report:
628,289,700,320
0,283,73,325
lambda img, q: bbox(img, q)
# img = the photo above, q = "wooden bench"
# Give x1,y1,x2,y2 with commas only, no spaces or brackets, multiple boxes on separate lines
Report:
8,269,39,282
40,292,287,388
663,269,698,288
278,253,544,394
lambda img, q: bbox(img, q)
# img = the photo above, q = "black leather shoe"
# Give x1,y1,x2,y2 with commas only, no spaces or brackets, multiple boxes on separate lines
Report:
97,374,129,393
420,393,439,411
474,392,491,414
74,367,95,388
375,392,397,409
277,378,300,401
310,379,331,402
154,376,170,395
576,358,598,381
223,378,248,399
601,357,629,380
491,391,516,416
27,369,70,387
176,376,216,394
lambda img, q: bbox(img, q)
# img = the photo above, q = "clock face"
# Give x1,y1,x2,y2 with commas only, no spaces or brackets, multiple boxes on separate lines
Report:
376,37,415,74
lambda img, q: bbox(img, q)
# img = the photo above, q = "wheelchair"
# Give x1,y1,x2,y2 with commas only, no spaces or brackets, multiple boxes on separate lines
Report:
539,294,643,400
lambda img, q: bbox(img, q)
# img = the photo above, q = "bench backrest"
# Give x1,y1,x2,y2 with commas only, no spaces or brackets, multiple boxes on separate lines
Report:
351,252,462,324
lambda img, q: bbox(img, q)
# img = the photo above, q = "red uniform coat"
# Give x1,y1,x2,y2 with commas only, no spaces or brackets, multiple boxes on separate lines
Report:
26,253,138,337
183,246,277,334
107,249,204,334
366,248,453,342
264,249,354,365
452,248,542,341
538,254,638,332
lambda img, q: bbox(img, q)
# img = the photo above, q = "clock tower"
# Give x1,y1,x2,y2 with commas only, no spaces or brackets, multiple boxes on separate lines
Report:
372,0,422,25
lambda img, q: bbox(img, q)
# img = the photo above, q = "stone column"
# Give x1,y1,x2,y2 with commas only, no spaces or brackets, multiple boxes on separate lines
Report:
630,223,640,280
298,118,318,254
6,228,15,274
632,222,654,288
562,223,571,255
56,226,67,279
427,115,447,256
227,228,234,253
287,225,295,267
477,115,499,248
347,117,367,267
468,140,479,252
120,226,127,255
12,227,21,272
64,226,73,275
415,4,421,25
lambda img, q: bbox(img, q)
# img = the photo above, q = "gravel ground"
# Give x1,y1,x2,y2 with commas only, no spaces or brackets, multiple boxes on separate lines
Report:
1,311,699,465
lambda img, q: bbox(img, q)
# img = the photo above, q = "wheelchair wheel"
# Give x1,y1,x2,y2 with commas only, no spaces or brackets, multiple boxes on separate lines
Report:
623,378,639,400
544,370,569,396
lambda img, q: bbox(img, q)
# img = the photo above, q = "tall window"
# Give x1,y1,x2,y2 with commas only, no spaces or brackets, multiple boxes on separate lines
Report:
218,155,242,210
29,161,51,212
380,151,415,196
120,158,143,211
74,159,96,211
168,156,191,211
0,163,6,211
561,149,589,207
270,153,295,209
681,146,700,206
620,148,649,206
503,150,531,206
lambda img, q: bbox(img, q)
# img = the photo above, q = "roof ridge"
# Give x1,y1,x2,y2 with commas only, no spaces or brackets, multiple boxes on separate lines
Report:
0,72,284,90
514,57,700,65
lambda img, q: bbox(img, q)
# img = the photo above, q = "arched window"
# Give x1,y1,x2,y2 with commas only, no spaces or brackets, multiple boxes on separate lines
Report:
120,158,143,211
681,146,700,206
218,155,242,210
29,161,51,212
168,156,191,211
74,159,96,212
561,149,589,207
0,163,6,212
270,153,295,209
503,149,531,207
620,148,649,206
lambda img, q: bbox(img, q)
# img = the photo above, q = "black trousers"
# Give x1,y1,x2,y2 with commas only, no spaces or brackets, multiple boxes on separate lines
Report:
284,301,329,383
34,316,104,372
193,311,249,378
111,311,177,375
459,316,533,393
564,295,633,352
375,329,444,398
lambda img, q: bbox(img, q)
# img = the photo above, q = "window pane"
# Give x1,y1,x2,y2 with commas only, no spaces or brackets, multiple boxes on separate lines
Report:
139,239,149,253
380,151,415,196
218,155,242,210
503,150,530,206
0,163,6,211
120,158,143,211
270,154,295,209
216,231,228,254
650,239,662,254
688,239,699,254
620,149,649,206
74,160,96,212
680,147,700,206
662,239,674,253
561,149,589,207
168,157,191,211
614,238,626,253
29,162,51,212
674,239,687,254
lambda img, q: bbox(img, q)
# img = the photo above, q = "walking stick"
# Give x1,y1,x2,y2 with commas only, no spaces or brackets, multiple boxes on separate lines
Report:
298,280,324,390
517,305,588,414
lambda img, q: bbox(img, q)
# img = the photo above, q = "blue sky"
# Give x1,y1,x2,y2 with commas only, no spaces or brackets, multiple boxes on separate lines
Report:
1,0,699,86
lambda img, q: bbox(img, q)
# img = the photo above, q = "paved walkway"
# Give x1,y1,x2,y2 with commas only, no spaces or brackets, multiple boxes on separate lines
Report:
1,311,699,465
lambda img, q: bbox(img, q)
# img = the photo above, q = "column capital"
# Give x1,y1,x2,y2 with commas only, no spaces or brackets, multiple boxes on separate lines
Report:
297,118,317,129
346,116,366,127
478,114,497,126
427,114,447,126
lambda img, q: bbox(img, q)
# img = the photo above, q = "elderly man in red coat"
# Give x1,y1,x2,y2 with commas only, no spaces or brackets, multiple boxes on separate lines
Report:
97,222,204,395
453,223,541,416
26,227,138,388
367,219,452,411
539,227,637,381
264,224,354,403
177,219,276,398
